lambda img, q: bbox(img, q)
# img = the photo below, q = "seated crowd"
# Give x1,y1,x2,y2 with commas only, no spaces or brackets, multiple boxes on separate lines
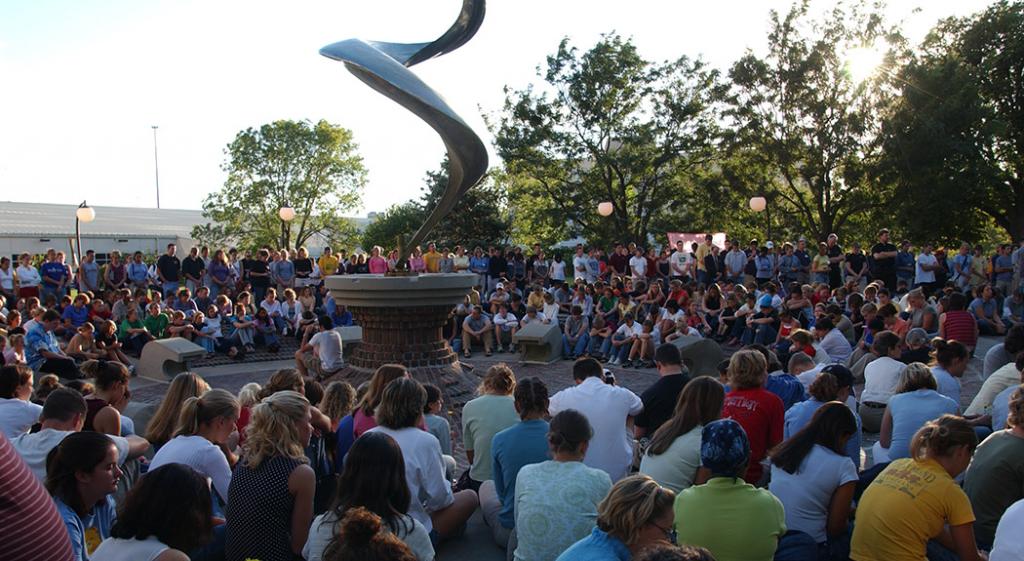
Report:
1,230,1024,560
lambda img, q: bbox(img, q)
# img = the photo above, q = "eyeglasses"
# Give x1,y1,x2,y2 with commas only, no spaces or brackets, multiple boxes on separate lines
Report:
651,521,677,545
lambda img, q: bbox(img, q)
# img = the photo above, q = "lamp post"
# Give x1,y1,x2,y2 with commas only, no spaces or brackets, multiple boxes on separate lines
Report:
279,204,296,248
151,126,161,209
597,201,613,217
75,201,96,268
749,196,771,241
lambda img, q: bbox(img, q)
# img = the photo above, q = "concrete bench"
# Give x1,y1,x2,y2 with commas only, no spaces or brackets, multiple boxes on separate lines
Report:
334,325,363,349
669,335,724,377
137,338,207,381
513,322,562,364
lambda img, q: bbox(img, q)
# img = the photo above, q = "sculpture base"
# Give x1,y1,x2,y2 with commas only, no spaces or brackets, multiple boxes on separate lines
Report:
322,273,481,408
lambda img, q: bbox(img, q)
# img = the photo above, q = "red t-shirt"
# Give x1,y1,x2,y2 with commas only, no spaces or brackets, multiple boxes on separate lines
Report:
0,433,74,561
721,387,784,484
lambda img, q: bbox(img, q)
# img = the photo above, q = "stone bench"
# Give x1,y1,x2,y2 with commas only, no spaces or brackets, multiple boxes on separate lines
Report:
669,335,724,377
513,321,562,364
137,337,207,381
334,325,363,349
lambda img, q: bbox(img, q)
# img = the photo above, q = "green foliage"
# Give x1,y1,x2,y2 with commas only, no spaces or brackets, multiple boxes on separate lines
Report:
492,34,726,247
361,202,423,253
193,119,366,250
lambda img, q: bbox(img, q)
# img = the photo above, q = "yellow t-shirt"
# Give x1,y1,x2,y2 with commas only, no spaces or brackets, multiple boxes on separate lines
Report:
695,243,711,271
318,255,340,276
423,251,442,273
851,458,975,561
812,254,831,274
527,292,545,310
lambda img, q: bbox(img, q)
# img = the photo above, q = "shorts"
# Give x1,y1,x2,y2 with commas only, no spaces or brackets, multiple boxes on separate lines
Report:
302,352,343,379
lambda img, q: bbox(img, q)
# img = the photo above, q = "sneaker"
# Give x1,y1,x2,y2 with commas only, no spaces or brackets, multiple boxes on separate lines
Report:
509,344,517,353
621,359,632,368
608,357,620,365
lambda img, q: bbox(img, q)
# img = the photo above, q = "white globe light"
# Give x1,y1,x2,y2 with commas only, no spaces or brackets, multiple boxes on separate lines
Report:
749,197,767,213
76,206,96,223
279,206,296,222
597,201,614,217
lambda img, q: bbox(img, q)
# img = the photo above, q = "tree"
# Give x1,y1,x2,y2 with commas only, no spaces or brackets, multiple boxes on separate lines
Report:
882,1,1024,242
725,0,906,242
192,119,366,250
362,155,511,251
492,34,725,247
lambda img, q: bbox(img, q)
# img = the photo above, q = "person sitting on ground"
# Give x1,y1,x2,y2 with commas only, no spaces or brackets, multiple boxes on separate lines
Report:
91,463,214,561
859,331,904,433
720,349,784,484
11,388,147,481
634,343,692,440
0,363,43,439
967,352,1024,418
462,305,493,358
481,376,551,549
640,377,725,493
463,364,520,492
66,322,103,362
562,305,590,360
982,324,1024,378
929,338,970,405
513,409,612,561
367,378,479,541
814,317,852,365
851,415,985,561
26,308,84,379
117,307,153,356
549,357,643,481
322,507,418,561
899,328,931,365
606,312,642,366
46,431,122,561
674,418,786,561
769,402,859,559
784,364,862,468
320,381,356,434
421,383,454,461
4,332,27,365
556,474,676,561
352,364,410,439
493,303,518,353
970,284,1006,336
143,302,170,340
295,315,344,380
633,544,717,561
304,432,434,561
226,391,316,561
938,291,978,353
145,372,210,450
149,389,239,505
625,319,659,368
588,315,612,359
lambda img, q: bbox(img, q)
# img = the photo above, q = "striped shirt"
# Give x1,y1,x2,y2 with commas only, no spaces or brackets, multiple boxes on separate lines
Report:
0,433,74,561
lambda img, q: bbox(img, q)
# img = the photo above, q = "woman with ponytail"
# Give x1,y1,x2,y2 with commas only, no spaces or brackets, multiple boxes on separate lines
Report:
46,431,122,561
80,359,130,437
783,364,862,467
145,372,210,449
852,415,984,561
769,402,858,558
226,390,315,561
149,389,239,502
481,376,551,548
463,363,519,489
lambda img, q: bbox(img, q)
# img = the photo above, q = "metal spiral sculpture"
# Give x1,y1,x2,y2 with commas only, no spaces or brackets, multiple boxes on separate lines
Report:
321,0,489,266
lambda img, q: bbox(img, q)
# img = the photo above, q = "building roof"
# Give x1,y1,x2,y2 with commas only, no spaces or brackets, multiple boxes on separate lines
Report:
0,201,371,238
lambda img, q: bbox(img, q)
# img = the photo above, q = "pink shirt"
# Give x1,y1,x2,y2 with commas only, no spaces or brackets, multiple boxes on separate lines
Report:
368,256,388,274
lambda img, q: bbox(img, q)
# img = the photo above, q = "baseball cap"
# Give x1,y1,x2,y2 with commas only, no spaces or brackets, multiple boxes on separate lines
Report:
765,241,774,249
758,295,773,308
820,364,853,389
700,419,750,477
495,282,505,290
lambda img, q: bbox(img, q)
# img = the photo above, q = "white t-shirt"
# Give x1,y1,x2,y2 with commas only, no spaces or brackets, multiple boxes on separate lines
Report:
629,256,647,278
92,536,169,561
520,312,547,327
0,398,43,440
493,313,518,331
311,330,344,371
614,321,644,338
260,299,283,317
549,377,643,481
572,255,587,281
660,309,685,323
149,435,232,501
15,265,41,287
11,428,130,481
915,253,938,284
0,267,14,291
768,444,858,543
367,426,453,532
990,498,1024,561
670,251,689,275
549,260,567,281
639,425,702,493
304,510,435,561
861,356,905,404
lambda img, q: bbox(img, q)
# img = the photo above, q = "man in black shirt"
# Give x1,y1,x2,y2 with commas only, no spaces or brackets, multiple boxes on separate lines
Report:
826,233,844,289
181,247,206,295
844,243,868,288
487,247,507,294
870,228,899,292
248,249,272,303
634,344,691,439
156,243,181,297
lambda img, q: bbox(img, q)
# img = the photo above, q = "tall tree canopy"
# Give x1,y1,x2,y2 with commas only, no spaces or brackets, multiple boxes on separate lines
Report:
493,34,725,247
193,119,366,250
883,0,1024,242
725,0,906,242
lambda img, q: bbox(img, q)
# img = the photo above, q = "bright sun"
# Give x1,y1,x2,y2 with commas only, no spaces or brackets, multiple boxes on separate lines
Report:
845,45,886,83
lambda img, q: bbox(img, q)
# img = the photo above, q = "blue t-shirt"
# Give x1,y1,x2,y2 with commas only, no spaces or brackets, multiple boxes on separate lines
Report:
756,256,773,279
40,261,67,284
992,385,1016,431
996,254,1013,282
25,322,62,370
54,495,116,561
62,304,90,328
556,527,631,561
491,419,550,528
766,373,807,411
469,255,489,273
895,251,916,279
970,297,998,321
888,389,960,459
784,398,862,468
931,366,962,406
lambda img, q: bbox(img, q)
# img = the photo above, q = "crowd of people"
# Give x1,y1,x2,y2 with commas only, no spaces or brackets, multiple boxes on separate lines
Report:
2,229,1024,560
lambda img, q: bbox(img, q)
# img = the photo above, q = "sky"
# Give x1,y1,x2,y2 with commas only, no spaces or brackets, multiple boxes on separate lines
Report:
0,0,996,216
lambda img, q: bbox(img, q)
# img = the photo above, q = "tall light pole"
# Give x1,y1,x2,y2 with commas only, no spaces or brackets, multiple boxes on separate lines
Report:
279,204,296,248
151,125,161,208
75,201,96,268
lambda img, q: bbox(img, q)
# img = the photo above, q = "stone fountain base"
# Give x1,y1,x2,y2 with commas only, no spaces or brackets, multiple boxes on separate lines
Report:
322,273,482,408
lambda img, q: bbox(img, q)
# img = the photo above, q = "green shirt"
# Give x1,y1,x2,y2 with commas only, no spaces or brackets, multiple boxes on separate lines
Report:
117,318,145,340
461,394,519,481
963,430,1024,545
675,477,786,561
143,313,169,339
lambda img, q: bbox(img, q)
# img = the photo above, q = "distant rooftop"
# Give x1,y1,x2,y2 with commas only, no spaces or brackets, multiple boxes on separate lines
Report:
0,201,371,238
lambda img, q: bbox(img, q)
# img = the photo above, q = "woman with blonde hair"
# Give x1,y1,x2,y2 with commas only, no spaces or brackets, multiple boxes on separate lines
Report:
149,389,240,503
353,364,410,438
875,362,959,464
720,349,784,484
320,381,356,432
557,474,676,560
146,372,210,449
226,390,316,561
462,363,519,489
852,415,984,561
